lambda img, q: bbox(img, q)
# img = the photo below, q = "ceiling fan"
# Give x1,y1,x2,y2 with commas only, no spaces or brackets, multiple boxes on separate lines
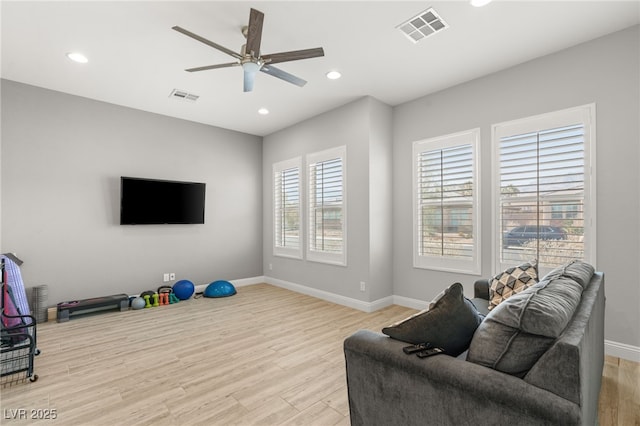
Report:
173,8,325,92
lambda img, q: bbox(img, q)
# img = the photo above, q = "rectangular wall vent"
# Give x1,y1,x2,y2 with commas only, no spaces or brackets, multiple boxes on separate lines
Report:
397,7,449,43
169,89,199,102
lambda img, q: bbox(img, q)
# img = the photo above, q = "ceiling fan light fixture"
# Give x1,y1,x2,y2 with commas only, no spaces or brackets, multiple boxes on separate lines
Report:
66,52,88,63
326,70,342,80
243,60,262,92
470,0,493,7
242,61,261,73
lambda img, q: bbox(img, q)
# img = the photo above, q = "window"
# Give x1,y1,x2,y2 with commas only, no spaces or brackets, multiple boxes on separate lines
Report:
274,157,302,258
307,146,346,265
494,104,595,274
413,129,480,274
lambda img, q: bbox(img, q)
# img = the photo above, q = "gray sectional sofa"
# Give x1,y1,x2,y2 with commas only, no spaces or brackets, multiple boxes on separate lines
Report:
344,261,605,425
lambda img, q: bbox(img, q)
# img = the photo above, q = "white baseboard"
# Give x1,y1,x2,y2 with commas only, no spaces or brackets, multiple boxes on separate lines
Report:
370,296,395,312
264,276,392,313
392,295,429,311
605,340,640,362
231,276,266,287
244,276,640,362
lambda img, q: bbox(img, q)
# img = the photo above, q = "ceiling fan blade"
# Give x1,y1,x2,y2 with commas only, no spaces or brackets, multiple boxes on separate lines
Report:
261,47,325,65
172,26,243,60
261,65,307,87
185,62,240,72
245,8,264,58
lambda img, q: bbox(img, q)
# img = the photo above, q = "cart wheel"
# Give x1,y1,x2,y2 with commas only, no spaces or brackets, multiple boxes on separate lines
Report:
30,375,38,382
35,349,41,356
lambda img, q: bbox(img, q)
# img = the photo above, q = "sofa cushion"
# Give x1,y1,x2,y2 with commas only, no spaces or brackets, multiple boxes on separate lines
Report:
541,259,595,289
488,260,538,310
382,282,483,356
467,261,593,377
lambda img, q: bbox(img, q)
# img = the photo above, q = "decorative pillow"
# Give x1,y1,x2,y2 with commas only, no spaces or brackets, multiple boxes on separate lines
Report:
467,261,592,377
382,282,483,356
488,260,538,310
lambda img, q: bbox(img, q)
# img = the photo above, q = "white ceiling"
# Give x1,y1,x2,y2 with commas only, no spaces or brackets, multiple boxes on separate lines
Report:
2,1,639,136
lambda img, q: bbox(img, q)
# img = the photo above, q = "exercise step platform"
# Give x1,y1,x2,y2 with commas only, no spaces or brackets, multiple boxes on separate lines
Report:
57,294,129,322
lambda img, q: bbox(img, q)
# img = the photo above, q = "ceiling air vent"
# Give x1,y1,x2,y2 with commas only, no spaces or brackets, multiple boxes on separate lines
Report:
169,89,199,102
397,8,449,43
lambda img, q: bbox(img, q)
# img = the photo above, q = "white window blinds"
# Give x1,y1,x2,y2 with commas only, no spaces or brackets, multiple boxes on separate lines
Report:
494,104,595,272
413,129,480,274
274,158,302,258
307,146,346,265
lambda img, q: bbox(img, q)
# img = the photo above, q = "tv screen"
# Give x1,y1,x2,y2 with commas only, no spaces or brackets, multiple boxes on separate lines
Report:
120,177,206,225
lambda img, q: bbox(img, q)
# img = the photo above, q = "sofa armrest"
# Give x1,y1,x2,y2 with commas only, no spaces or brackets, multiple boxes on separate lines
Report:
474,279,490,300
344,330,580,426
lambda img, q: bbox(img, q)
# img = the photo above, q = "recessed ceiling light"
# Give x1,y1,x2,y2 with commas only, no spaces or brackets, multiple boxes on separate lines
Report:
258,108,269,115
326,70,342,80
66,52,88,63
470,0,493,7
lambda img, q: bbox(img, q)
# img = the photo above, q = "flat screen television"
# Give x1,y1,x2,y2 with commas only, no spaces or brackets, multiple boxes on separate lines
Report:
120,177,206,225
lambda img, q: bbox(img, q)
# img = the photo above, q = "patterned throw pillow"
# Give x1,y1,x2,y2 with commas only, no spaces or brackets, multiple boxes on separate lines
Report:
488,260,538,310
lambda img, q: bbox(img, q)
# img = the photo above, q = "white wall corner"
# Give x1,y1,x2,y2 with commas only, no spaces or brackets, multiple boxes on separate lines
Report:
369,296,395,312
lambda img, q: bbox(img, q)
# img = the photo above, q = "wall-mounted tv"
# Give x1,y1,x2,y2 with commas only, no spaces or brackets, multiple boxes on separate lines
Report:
120,177,206,225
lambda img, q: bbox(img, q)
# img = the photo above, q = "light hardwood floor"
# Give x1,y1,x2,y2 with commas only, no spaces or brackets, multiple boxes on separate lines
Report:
1,283,638,425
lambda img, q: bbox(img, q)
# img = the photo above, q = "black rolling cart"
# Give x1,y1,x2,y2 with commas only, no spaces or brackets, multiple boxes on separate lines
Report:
1,256,39,385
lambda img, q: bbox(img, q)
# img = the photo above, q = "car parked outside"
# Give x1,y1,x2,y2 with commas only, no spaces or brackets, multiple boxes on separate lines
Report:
503,225,568,247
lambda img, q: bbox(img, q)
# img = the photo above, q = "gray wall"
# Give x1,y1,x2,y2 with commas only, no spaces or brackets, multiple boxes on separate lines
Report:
393,26,640,347
263,97,393,303
1,80,263,304
2,26,637,351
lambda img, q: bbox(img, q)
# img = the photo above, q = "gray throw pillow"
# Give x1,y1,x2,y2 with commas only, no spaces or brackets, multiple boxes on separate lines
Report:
382,282,483,356
467,261,593,377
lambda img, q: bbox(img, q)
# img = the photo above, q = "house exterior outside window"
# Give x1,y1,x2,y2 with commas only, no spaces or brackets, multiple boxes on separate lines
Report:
307,146,346,265
274,157,302,259
493,104,596,274
413,129,480,274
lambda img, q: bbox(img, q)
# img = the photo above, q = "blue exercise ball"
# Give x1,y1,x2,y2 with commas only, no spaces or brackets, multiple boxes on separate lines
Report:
204,280,237,298
131,297,146,310
173,280,195,300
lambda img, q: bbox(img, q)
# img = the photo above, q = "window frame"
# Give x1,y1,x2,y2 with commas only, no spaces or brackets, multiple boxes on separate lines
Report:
412,128,481,275
273,157,303,259
491,103,596,276
306,146,347,266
